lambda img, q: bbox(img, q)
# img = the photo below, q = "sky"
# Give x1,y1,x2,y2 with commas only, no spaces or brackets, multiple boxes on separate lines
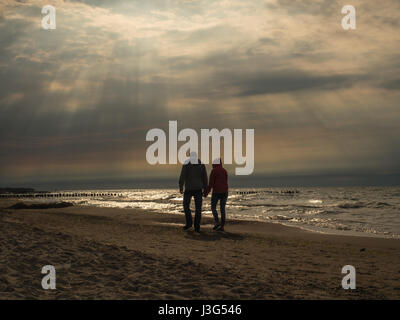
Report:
0,0,399,188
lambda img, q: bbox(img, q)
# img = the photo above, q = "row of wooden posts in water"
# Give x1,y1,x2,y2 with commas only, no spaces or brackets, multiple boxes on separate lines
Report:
0,192,123,198
235,190,299,195
0,190,300,198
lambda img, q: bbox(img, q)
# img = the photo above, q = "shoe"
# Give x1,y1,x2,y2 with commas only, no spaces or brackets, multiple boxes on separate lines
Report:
183,225,192,230
213,224,220,230
194,228,201,233
216,225,224,232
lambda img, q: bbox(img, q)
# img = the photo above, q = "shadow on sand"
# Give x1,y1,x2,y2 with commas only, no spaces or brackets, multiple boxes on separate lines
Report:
185,230,244,242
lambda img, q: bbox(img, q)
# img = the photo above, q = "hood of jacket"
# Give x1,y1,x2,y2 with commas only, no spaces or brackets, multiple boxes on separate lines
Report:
212,158,223,168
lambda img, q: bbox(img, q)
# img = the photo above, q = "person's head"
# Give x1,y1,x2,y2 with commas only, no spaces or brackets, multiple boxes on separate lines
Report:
183,151,200,164
212,157,222,168
190,151,199,164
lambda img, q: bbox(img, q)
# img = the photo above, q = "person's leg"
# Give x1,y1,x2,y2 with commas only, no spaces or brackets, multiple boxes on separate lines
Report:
211,193,219,225
193,190,203,231
183,191,192,228
219,193,228,227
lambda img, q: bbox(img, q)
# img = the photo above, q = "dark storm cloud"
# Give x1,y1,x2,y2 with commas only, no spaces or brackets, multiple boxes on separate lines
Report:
380,78,400,90
218,71,363,97
0,15,32,54
156,43,369,99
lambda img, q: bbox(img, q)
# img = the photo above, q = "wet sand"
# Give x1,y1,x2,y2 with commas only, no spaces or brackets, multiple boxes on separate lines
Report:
1,200,399,299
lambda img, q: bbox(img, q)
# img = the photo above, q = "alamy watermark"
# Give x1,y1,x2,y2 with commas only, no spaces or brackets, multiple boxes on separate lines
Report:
41,5,56,30
341,5,356,30
341,265,356,289
145,121,254,175
41,265,56,289
41,263,71,290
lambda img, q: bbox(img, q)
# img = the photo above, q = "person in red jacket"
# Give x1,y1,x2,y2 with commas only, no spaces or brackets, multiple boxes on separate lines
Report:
204,158,228,231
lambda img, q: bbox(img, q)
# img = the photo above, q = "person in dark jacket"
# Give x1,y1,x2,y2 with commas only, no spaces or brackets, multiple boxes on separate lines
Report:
204,158,228,231
179,152,208,232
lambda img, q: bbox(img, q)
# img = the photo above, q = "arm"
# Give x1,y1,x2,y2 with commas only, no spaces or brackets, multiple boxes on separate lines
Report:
225,169,228,191
179,165,186,193
201,164,208,192
205,169,215,196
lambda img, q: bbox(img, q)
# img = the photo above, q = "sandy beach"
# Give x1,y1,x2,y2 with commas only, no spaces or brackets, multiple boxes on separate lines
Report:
0,199,399,300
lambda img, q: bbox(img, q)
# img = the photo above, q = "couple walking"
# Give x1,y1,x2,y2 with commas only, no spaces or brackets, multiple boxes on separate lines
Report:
179,152,228,233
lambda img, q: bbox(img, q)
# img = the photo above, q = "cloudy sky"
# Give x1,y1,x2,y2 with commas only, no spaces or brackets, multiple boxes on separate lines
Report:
1,0,399,188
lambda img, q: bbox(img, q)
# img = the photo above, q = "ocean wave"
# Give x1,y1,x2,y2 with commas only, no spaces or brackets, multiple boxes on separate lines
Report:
336,201,394,209
269,215,293,221
366,201,392,208
337,202,365,209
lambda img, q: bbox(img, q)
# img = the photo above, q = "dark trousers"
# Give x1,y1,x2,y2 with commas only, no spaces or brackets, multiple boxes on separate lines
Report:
211,192,228,227
183,190,203,230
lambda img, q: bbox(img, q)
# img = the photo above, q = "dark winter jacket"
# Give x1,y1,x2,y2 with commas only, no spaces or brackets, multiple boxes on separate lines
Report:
179,160,208,191
205,160,228,195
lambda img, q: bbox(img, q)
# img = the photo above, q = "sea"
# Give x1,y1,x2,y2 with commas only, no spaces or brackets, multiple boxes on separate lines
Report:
36,186,400,239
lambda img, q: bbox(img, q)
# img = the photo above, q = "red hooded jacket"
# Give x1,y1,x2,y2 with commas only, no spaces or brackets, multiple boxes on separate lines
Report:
205,160,228,195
